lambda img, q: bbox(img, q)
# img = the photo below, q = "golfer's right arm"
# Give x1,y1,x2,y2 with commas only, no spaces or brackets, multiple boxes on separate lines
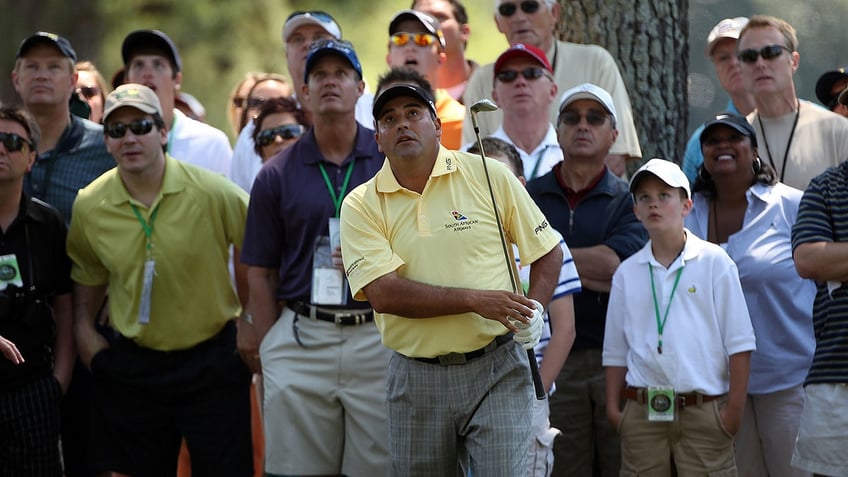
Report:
362,272,533,332
73,283,108,369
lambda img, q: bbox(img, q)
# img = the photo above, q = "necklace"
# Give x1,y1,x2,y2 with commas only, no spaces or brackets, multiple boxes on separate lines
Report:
757,99,800,182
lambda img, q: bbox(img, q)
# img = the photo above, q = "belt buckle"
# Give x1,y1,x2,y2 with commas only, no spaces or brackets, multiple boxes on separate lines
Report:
675,393,687,409
333,312,348,326
438,352,467,365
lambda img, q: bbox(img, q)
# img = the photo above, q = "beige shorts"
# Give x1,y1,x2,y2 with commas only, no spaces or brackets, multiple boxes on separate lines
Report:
792,383,848,476
260,307,391,476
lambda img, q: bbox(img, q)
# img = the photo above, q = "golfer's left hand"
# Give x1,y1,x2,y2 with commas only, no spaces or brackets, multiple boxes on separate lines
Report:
511,299,544,350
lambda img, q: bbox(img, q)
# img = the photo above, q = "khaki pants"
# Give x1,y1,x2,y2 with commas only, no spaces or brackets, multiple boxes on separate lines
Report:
618,397,737,476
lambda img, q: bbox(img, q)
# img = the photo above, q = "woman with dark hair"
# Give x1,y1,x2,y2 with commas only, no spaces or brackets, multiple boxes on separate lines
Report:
251,96,310,162
685,113,815,477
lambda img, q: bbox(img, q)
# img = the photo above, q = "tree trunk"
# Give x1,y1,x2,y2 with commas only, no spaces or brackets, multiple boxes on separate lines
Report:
557,0,689,166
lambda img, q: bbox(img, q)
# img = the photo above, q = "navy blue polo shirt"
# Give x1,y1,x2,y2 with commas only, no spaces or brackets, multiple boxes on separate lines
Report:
0,194,72,388
241,123,383,304
527,165,647,350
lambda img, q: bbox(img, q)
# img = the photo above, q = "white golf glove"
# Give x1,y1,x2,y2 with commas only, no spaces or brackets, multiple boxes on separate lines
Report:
511,299,544,350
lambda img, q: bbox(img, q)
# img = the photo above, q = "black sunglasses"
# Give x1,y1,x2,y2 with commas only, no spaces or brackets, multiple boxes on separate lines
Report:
77,86,100,100
495,67,549,83
559,111,608,126
737,44,791,64
0,132,33,152
498,0,542,17
256,124,304,146
105,118,155,139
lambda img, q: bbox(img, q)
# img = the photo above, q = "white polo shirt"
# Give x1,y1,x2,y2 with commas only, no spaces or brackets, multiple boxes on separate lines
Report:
602,230,756,395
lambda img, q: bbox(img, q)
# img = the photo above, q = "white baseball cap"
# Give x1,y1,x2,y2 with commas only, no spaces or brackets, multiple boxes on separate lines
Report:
629,158,691,199
705,17,749,56
558,83,618,125
282,11,342,43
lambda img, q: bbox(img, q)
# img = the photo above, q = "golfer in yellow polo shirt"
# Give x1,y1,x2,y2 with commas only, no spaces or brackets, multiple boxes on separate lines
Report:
340,83,562,475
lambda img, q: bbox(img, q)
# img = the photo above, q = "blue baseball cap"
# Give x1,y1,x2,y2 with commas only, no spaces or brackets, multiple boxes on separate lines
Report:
17,32,77,62
303,39,362,83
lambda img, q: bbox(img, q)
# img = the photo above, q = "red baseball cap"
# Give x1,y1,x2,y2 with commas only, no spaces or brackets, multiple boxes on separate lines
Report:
494,43,552,76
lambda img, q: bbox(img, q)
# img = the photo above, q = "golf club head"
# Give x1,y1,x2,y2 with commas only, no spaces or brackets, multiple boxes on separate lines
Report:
470,99,499,114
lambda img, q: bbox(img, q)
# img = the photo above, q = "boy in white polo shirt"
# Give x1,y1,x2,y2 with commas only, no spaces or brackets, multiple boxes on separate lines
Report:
603,159,756,475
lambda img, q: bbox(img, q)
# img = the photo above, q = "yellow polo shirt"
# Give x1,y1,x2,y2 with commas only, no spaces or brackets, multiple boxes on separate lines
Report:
67,154,249,351
340,146,559,357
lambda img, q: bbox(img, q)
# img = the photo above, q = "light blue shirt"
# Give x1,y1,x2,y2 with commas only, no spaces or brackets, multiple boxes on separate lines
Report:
682,100,739,185
686,182,816,394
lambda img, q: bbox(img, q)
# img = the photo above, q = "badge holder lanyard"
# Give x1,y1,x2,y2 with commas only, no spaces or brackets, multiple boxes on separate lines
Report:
648,264,683,421
130,203,160,324
311,161,355,306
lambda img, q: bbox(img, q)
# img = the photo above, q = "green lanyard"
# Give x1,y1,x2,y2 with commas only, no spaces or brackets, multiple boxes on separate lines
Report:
130,203,160,255
318,159,356,218
649,264,683,354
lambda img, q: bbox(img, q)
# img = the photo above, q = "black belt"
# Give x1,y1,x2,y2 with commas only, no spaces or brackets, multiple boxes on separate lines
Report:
409,333,513,366
289,301,373,326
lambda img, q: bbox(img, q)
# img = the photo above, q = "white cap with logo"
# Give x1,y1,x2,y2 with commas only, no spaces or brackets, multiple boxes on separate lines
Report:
629,158,691,199
705,17,749,56
558,83,618,125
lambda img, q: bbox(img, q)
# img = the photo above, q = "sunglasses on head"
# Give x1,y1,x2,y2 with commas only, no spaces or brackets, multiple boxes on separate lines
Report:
737,44,791,63
105,118,155,139
498,0,542,17
495,67,549,83
0,132,33,152
256,124,304,146
77,86,100,100
286,10,334,24
390,32,438,48
559,110,608,126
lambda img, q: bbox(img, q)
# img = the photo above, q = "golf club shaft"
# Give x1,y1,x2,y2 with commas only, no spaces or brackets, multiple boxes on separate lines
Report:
471,109,546,401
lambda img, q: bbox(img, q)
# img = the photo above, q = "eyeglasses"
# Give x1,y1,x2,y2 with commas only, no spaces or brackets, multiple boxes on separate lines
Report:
737,44,791,63
77,86,100,99
232,96,246,108
256,124,305,146
559,111,609,126
105,118,155,139
0,132,32,152
495,67,550,83
390,32,438,48
498,0,542,17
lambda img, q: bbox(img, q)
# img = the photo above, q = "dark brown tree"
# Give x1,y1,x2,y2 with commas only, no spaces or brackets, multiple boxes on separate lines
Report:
557,0,689,166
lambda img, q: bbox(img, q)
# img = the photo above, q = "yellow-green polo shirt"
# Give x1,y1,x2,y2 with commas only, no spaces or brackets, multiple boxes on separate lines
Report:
341,146,560,357
67,154,249,351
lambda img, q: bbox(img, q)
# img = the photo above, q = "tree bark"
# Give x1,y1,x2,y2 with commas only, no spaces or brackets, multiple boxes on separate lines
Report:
557,0,689,165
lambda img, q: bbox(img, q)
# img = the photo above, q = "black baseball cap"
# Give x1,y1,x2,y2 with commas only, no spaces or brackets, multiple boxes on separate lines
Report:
699,113,757,148
122,29,182,72
816,67,848,107
17,32,77,62
372,84,436,120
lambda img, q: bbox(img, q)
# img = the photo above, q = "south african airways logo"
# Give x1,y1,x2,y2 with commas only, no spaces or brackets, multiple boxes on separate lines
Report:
444,210,478,232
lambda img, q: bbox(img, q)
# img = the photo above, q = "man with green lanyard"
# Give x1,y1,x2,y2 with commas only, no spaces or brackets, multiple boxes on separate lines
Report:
121,29,233,177
67,84,253,476
241,39,390,476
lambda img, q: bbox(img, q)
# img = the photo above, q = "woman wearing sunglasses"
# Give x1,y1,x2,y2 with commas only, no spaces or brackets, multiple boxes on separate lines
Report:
76,61,110,124
251,97,310,163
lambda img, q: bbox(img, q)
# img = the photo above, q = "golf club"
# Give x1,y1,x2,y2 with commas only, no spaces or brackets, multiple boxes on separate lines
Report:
470,99,546,400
